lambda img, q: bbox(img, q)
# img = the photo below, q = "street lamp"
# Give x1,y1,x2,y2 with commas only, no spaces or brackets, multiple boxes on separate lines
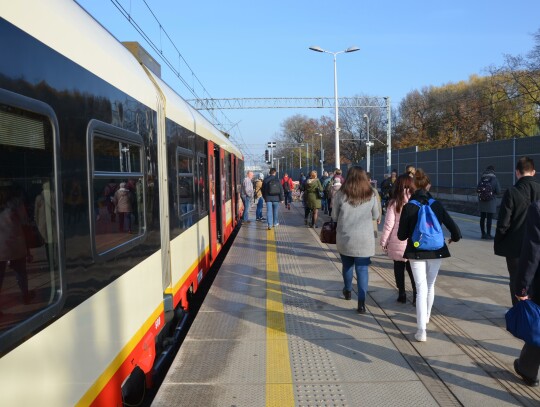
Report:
309,45,360,170
315,132,324,175
363,114,374,172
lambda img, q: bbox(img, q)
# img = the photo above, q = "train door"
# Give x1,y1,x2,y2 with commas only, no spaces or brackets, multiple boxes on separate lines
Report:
219,148,228,240
231,155,237,224
207,141,217,260
215,146,223,245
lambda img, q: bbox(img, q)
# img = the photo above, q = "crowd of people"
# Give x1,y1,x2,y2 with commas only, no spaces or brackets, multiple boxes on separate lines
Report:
241,155,540,387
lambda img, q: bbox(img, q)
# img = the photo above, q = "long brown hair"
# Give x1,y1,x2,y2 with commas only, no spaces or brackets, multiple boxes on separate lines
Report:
340,167,373,206
390,174,416,213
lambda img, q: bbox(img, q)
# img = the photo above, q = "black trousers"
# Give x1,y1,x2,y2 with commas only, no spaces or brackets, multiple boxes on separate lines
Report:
506,257,520,306
394,261,416,296
480,212,493,235
518,342,540,380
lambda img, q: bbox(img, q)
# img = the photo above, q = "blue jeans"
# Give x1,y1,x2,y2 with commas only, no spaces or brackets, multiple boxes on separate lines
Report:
340,254,370,301
256,197,264,219
242,196,251,221
266,201,280,227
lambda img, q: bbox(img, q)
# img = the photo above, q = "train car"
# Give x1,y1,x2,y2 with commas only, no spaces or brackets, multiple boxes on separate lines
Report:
0,0,243,405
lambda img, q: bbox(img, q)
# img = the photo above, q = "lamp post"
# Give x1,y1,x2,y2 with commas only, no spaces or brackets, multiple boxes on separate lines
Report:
363,114,373,173
315,132,324,175
309,45,360,170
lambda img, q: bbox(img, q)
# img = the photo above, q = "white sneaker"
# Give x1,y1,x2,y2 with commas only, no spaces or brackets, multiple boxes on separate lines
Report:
415,330,427,342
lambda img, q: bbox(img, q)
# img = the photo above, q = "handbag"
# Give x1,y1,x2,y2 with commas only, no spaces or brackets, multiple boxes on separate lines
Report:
505,300,540,347
320,221,337,244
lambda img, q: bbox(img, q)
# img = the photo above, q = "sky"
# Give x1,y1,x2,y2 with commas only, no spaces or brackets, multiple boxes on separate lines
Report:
75,0,540,166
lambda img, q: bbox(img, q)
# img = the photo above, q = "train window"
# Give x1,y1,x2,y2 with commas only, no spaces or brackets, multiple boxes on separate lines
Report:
176,148,195,228
88,120,145,256
0,90,63,352
197,153,208,215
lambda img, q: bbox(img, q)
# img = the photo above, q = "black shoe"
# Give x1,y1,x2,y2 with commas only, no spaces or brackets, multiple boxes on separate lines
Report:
304,219,308,225
397,292,406,303
481,233,487,239
486,234,494,240
342,289,351,300
412,293,417,307
357,300,366,314
514,359,539,387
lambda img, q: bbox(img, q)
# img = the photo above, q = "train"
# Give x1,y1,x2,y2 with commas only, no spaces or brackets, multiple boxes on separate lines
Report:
0,1,244,405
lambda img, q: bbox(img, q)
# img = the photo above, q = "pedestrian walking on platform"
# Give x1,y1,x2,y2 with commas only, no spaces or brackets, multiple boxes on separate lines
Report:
332,166,379,314
320,171,331,214
262,168,284,230
514,199,540,387
281,173,294,210
477,165,501,239
333,168,344,184
304,171,323,228
327,177,341,217
240,171,254,223
254,173,265,221
367,172,382,238
398,169,461,342
495,156,540,306
380,174,417,305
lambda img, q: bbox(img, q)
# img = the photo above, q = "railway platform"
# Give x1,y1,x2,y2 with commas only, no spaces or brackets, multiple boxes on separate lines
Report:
152,202,540,406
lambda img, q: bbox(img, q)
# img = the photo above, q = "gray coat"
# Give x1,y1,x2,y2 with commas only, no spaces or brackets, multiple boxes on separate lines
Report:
331,191,379,257
478,171,501,214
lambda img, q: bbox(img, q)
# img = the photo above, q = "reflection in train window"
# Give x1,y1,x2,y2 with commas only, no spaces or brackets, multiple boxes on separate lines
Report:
197,154,207,215
91,128,144,255
176,148,195,229
0,102,61,337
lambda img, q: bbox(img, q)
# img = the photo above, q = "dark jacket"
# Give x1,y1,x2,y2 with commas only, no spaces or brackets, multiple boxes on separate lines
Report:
477,170,501,214
516,201,540,304
262,175,284,202
397,190,462,259
494,176,540,258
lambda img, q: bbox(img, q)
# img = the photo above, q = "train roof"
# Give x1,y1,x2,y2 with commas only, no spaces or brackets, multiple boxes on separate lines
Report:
149,71,243,158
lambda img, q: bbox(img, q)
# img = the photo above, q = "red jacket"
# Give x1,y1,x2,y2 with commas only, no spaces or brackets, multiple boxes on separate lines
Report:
281,176,294,192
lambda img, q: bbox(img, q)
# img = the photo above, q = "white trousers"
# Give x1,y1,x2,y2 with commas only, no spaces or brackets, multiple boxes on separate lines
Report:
410,258,443,331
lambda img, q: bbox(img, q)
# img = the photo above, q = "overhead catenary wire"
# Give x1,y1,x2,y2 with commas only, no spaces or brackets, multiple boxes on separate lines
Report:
108,0,254,161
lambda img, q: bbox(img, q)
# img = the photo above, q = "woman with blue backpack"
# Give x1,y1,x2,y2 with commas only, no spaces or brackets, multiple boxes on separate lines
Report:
397,169,462,342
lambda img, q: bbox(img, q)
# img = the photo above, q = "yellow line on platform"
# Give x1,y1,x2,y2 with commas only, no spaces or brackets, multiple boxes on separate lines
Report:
266,227,295,407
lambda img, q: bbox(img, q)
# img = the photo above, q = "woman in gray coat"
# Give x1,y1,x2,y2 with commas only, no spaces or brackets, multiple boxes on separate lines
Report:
477,165,501,239
332,167,379,314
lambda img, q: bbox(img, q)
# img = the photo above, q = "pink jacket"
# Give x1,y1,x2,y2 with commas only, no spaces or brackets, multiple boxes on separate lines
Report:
380,194,410,262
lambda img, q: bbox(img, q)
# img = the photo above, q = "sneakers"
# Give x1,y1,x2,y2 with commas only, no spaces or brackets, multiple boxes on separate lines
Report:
274,223,279,226
268,226,272,230
415,329,427,342
514,359,539,387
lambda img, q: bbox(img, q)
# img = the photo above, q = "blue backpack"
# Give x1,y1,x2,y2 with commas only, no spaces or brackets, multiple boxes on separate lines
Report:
409,199,444,250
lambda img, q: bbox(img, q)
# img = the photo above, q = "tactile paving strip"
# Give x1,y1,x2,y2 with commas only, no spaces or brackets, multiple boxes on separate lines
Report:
295,383,349,407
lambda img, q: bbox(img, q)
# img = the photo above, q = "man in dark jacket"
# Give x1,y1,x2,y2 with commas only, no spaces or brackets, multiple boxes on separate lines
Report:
514,200,540,387
495,156,540,306
477,165,501,239
262,168,284,230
